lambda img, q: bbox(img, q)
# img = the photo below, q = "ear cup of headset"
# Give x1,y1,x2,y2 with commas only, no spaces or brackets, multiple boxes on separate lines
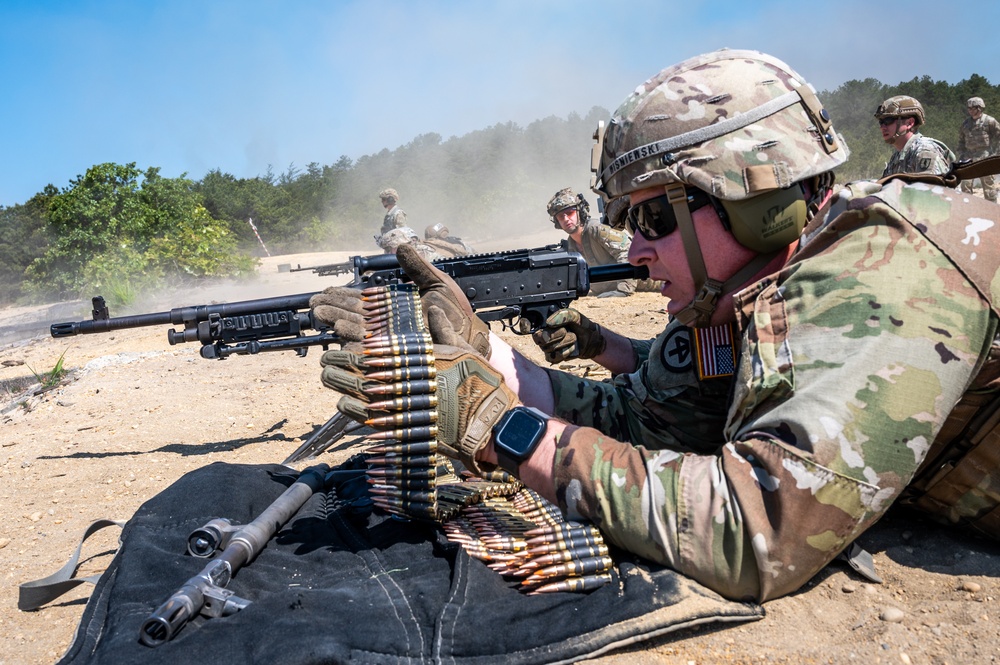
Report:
718,187,808,253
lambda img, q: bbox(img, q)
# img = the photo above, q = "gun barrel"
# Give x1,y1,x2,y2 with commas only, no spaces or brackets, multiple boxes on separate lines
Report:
138,464,330,647
50,293,321,338
588,262,649,283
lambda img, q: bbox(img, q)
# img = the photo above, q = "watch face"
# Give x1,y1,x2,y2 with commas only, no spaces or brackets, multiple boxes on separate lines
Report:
496,408,547,459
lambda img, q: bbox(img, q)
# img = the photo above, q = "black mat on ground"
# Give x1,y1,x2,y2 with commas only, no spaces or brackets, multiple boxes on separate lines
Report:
58,461,763,665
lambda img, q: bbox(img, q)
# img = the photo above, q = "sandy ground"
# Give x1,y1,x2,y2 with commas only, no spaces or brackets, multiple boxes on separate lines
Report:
1,244,998,665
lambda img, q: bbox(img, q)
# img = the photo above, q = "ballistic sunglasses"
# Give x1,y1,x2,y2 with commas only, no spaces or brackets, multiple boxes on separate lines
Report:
626,187,714,240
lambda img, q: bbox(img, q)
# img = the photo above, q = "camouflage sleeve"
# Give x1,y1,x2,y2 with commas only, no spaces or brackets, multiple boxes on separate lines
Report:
549,201,995,602
990,117,1000,153
596,225,636,293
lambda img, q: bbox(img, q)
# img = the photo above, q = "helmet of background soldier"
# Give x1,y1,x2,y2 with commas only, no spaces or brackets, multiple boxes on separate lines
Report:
378,226,418,252
546,188,591,227
379,188,399,204
968,97,986,110
425,223,449,240
874,95,926,126
590,48,848,325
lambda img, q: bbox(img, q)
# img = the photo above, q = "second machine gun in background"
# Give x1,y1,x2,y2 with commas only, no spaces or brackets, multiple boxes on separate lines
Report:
288,253,381,278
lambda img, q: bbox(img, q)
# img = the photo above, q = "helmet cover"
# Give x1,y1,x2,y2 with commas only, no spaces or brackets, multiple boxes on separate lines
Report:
593,49,847,202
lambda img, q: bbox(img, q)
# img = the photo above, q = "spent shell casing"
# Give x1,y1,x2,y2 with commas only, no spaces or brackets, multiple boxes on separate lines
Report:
365,410,438,428
367,394,438,412
368,425,438,441
363,380,436,396
365,366,436,382
364,440,438,455
527,573,613,595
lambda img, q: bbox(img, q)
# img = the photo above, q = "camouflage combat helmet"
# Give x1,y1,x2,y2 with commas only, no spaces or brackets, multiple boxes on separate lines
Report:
590,48,848,327
378,226,417,252
546,188,591,226
379,188,399,204
968,97,986,109
425,223,449,240
874,96,926,126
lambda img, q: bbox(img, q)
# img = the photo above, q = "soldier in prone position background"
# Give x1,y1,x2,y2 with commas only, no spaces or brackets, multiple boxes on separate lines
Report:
423,223,474,256
319,48,1000,604
547,187,638,298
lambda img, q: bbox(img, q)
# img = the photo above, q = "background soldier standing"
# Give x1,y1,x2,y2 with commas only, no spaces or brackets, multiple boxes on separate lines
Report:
378,188,407,236
958,97,1000,202
875,95,954,177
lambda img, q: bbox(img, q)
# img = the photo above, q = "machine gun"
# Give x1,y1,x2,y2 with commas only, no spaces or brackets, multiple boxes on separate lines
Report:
50,245,648,361
289,254,380,278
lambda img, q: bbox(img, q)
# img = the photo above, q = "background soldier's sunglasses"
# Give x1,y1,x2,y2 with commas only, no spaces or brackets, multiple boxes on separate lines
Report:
626,187,713,240
877,117,898,127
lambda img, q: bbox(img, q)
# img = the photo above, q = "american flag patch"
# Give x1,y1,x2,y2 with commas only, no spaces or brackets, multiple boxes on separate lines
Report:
693,323,737,380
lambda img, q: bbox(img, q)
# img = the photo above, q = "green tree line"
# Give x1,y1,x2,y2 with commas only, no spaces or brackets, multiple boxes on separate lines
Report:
1,73,996,307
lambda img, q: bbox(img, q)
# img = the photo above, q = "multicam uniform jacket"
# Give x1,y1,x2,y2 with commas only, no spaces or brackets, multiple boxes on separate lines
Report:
543,179,1000,602
958,113,1000,201
958,112,1000,159
882,133,955,177
566,221,635,295
380,205,408,235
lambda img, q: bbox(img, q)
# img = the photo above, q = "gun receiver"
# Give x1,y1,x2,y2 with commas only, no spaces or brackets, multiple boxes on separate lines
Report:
50,245,648,360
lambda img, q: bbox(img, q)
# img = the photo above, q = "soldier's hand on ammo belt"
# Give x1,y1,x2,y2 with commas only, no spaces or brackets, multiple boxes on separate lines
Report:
396,244,492,358
320,344,516,475
531,308,606,364
309,287,366,342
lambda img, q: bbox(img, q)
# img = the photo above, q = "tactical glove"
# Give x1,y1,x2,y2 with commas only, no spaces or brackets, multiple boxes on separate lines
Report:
320,344,516,474
309,287,367,342
531,308,606,364
395,245,492,358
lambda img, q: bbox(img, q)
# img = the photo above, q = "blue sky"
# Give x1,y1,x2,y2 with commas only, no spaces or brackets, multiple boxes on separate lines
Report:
2,0,996,207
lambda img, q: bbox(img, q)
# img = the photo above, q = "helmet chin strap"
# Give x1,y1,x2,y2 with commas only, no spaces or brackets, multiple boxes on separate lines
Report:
666,184,777,328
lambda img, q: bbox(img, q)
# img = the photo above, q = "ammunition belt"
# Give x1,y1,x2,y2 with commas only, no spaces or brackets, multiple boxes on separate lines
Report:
357,283,612,593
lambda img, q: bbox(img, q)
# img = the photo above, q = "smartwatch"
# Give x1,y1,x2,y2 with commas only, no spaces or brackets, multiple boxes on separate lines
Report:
492,406,549,475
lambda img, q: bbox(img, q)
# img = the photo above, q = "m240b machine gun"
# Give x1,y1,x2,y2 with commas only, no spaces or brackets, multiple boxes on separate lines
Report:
50,245,647,361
